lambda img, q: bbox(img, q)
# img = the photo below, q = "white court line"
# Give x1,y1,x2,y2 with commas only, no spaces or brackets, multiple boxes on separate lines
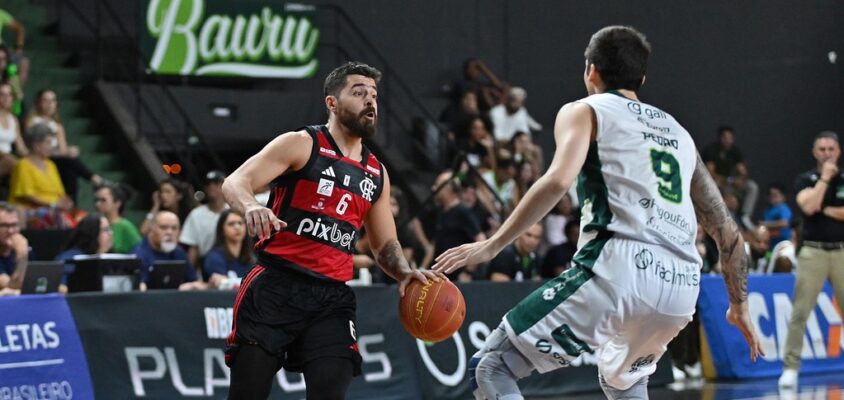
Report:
0,359,65,369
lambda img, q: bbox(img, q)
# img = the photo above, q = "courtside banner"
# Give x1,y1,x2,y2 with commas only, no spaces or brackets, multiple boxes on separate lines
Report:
66,289,420,399
698,274,844,379
0,294,94,399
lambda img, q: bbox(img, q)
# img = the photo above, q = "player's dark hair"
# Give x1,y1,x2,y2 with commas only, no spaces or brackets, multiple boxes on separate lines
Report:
584,26,651,91
63,213,107,255
323,61,382,98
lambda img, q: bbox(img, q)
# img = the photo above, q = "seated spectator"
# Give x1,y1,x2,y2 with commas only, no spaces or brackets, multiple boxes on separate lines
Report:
132,210,196,290
541,219,580,278
0,47,23,119
180,170,227,266
141,178,196,235
432,171,485,282
182,209,253,291
747,226,771,273
450,58,508,112
0,82,24,177
760,184,793,247
439,89,479,145
489,87,542,142
460,178,499,237
0,9,28,88
513,158,538,207
391,188,434,269
544,194,576,248
10,123,77,229
487,223,543,282
0,202,27,291
94,183,141,253
482,156,518,212
722,188,748,231
509,131,543,172
460,116,496,171
55,213,112,293
25,89,104,202
701,126,758,226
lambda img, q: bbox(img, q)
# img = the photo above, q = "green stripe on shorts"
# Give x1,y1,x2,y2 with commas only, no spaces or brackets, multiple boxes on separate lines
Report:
506,266,594,335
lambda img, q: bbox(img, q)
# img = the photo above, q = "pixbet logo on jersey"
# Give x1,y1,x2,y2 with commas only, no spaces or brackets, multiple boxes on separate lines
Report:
296,217,356,251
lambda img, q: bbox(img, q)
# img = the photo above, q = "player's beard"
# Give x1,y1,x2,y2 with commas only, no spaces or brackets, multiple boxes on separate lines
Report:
338,105,377,139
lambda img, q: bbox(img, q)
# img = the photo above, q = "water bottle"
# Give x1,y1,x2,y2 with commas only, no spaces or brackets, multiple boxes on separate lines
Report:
6,63,22,116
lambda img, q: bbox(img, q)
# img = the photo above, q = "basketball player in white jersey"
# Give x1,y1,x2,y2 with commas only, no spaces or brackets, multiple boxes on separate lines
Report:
433,26,764,399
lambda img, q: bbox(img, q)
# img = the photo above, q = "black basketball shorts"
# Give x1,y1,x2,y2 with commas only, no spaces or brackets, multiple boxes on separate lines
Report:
225,264,362,375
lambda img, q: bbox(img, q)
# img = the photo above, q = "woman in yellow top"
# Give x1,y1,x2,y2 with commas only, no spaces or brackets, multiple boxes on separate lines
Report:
9,123,74,227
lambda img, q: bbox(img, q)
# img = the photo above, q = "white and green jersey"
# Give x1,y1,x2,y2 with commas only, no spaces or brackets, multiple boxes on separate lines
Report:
572,92,701,267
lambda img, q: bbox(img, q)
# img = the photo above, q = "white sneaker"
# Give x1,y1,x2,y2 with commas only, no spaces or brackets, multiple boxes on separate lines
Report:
672,365,686,381
778,368,798,388
684,362,702,379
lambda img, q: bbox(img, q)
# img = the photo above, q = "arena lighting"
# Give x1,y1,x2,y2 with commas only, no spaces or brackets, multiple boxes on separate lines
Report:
210,104,237,120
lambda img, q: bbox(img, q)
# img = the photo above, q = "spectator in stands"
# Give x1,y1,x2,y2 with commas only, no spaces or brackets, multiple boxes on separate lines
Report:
10,123,76,228
391,187,434,269
544,194,575,248
94,183,141,253
450,58,508,112
482,156,518,212
489,87,542,142
440,89,480,146
25,89,104,202
432,171,485,282
721,188,747,231
747,225,771,273
461,116,496,171
460,177,499,236
541,219,580,278
133,210,196,290
140,178,196,235
181,209,253,291
487,223,542,282
702,126,758,226
0,46,24,118
180,170,228,267
54,213,112,293
0,82,25,177
513,159,538,207
760,184,793,247
768,220,798,274
0,202,27,292
0,9,28,88
509,131,543,173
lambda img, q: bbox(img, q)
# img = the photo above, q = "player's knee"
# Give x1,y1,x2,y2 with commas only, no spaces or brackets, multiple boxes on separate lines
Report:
600,374,649,400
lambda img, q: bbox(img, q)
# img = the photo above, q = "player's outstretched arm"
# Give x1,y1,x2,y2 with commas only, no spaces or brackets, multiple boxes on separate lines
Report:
364,170,441,296
433,102,593,274
690,153,764,362
222,131,310,238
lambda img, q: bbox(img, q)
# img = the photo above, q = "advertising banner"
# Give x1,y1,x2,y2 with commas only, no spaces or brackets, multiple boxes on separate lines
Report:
699,274,844,379
140,0,320,78
0,294,94,399
67,283,671,399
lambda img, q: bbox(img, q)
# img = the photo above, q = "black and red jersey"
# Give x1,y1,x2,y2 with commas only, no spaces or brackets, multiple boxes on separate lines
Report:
256,125,384,281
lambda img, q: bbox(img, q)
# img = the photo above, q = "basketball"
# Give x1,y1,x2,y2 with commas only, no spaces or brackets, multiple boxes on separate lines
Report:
399,278,466,342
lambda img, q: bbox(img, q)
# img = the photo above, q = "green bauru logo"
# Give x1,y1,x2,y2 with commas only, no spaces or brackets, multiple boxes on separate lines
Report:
144,0,320,78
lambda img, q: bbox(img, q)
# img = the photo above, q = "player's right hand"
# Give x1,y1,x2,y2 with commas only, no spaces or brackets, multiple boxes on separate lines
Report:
726,301,765,362
245,204,286,239
821,161,839,181
432,239,499,274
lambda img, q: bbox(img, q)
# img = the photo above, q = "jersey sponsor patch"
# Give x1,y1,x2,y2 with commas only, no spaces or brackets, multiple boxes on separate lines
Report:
317,178,335,196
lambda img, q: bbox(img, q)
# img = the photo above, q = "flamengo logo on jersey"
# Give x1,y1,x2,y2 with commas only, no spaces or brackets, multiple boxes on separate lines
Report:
296,217,356,251
322,166,336,177
360,176,377,201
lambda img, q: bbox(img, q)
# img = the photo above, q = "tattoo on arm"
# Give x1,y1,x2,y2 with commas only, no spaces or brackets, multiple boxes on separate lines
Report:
691,154,748,304
376,240,412,280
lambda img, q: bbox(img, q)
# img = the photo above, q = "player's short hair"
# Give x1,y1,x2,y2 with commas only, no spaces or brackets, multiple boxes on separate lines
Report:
584,26,651,91
323,61,382,98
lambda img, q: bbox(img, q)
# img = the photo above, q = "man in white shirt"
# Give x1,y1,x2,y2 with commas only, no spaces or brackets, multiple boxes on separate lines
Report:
489,87,542,142
180,170,228,269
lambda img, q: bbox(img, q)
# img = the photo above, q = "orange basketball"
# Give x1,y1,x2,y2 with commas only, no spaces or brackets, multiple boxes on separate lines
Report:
399,279,466,342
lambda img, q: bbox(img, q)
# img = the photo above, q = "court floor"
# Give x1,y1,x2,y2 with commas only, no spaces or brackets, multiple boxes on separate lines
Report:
535,372,844,399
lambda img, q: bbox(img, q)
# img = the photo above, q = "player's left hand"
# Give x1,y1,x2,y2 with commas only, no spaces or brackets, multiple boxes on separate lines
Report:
726,301,766,362
397,269,444,298
432,240,498,274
